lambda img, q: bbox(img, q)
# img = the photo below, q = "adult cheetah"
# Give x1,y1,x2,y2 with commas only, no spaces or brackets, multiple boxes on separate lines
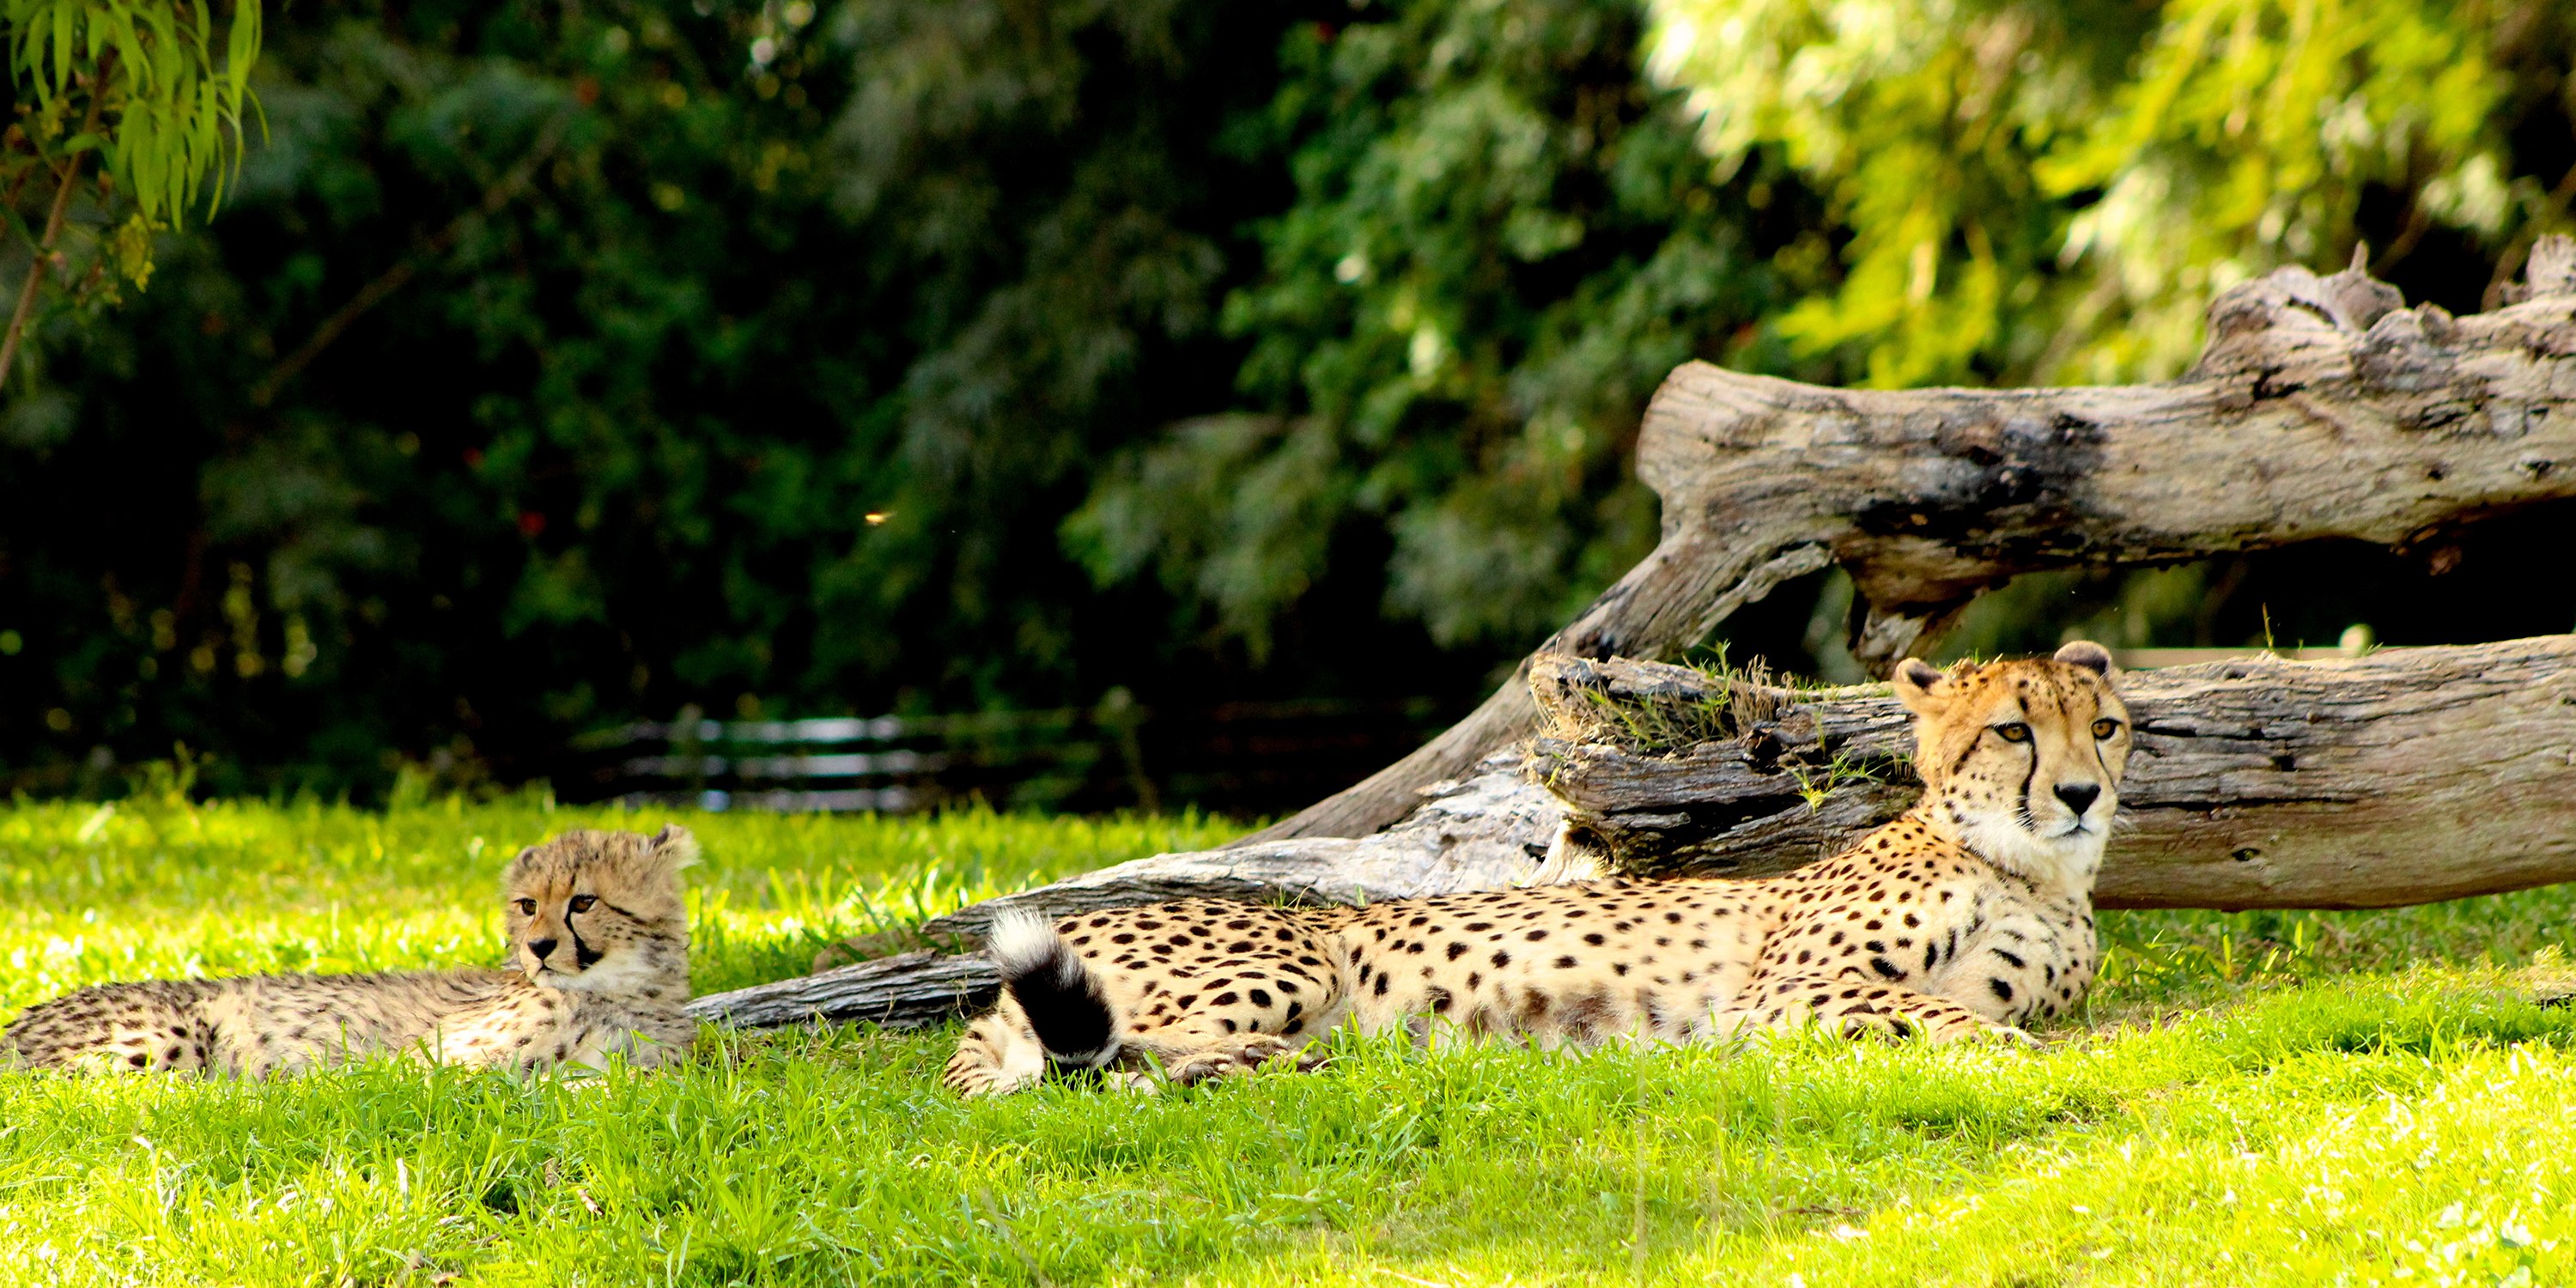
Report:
945,642,2131,1094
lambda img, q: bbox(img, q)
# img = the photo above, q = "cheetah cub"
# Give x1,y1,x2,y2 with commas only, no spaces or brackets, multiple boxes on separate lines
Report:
2,826,699,1076
945,642,2132,1095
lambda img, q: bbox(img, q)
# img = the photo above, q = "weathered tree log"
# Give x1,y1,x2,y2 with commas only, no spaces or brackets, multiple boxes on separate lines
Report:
686,762,1564,1028
687,950,1001,1030
916,756,1563,942
687,634,2576,1028
1245,240,2576,844
1529,638,2576,909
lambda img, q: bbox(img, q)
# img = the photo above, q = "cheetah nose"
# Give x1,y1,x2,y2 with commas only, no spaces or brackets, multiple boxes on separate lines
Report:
528,938,558,961
2055,782,2101,817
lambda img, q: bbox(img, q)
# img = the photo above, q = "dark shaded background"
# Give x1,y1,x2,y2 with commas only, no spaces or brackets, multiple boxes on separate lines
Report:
2,0,2571,812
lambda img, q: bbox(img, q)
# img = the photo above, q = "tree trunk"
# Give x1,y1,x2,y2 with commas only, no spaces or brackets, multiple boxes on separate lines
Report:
1528,638,2576,909
1242,239,2576,844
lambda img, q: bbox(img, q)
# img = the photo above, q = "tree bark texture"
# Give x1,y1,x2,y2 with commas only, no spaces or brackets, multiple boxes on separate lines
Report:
1243,239,2576,845
1528,638,2576,910
686,949,1003,1031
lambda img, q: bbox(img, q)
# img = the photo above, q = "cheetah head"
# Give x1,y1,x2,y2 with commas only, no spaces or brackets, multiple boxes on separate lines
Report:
1893,641,2132,888
502,826,695,994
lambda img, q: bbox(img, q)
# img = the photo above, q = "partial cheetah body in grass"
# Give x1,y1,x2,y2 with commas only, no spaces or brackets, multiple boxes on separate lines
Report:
2,827,698,1076
945,643,2134,1094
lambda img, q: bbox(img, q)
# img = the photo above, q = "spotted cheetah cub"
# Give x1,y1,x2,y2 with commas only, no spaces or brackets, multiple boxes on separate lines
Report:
946,643,2131,1094
2,826,698,1076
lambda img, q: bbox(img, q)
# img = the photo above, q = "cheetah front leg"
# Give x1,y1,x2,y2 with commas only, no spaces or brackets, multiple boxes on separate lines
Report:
1117,1021,1331,1091
1716,973,2039,1047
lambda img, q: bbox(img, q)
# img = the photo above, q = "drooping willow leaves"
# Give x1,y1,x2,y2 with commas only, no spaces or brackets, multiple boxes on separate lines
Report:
0,0,261,382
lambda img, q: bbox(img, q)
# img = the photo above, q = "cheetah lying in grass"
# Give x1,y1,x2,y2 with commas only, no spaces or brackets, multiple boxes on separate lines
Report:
945,643,2132,1094
2,827,698,1076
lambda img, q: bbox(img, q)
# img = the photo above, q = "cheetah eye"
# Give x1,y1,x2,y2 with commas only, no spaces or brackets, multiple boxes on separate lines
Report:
568,894,598,914
513,898,538,916
2092,718,2122,739
1992,722,2032,744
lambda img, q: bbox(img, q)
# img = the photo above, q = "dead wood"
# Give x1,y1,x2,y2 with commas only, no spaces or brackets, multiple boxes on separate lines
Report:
689,636,2576,1029
1528,638,2576,910
1245,240,2576,844
686,950,1001,1030
687,760,1564,1029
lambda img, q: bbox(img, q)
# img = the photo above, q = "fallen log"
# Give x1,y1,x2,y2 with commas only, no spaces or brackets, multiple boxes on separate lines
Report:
686,949,999,1030
1245,240,2576,844
915,755,1563,941
686,635,2576,1029
1528,637,2576,909
686,759,1564,1029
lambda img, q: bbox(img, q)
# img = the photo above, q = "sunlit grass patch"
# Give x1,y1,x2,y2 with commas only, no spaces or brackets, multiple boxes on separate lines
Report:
0,798,1236,1003
0,801,2571,1285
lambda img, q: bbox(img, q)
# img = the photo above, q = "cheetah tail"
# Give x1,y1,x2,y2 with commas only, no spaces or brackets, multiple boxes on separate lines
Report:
986,909,1120,1071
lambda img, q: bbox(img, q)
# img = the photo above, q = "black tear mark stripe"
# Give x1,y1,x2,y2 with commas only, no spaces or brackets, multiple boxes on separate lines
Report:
2014,745,2038,827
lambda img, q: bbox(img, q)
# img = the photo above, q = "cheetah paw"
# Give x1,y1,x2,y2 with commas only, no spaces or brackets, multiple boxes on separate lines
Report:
1165,1038,1319,1086
1980,1024,2046,1050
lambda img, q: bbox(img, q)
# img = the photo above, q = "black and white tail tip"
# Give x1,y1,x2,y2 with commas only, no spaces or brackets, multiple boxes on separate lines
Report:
986,909,1118,1071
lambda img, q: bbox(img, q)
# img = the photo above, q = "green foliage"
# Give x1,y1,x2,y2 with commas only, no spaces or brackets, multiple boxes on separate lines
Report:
0,0,1357,797
3,801,2574,1283
1071,0,1790,654
3,0,262,223
1,0,2573,795
0,0,262,368
1645,0,2572,385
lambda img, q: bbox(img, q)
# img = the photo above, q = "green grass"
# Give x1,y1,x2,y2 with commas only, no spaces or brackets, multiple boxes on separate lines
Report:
2,800,2572,1285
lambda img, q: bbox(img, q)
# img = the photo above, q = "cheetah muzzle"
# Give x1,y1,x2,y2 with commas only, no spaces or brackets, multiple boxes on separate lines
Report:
945,641,2133,1096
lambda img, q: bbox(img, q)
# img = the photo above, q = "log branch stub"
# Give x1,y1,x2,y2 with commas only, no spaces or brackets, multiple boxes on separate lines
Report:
1530,637,2576,910
1250,240,2576,843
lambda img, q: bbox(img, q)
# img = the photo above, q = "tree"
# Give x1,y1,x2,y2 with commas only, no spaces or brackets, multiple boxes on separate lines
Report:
0,0,263,383
1643,0,2566,386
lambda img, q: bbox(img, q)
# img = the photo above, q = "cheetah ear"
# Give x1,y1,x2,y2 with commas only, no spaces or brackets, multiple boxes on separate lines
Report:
646,824,701,872
1892,658,1949,713
501,844,543,884
2053,640,2114,677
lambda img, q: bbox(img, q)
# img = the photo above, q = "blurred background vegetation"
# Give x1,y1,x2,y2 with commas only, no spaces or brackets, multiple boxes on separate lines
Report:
1,0,2573,807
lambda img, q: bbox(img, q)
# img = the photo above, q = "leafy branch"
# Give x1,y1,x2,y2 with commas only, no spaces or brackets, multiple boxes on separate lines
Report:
0,0,263,386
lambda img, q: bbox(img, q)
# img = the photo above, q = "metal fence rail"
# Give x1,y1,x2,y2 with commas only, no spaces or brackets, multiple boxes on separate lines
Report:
558,696,1450,817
